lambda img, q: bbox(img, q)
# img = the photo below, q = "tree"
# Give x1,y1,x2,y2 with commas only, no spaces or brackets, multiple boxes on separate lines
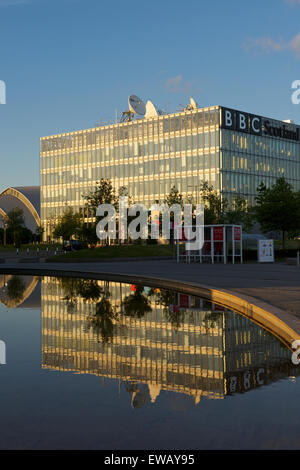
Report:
255,177,300,249
6,207,25,247
198,182,228,224
35,225,45,243
83,179,119,245
77,223,98,247
52,207,82,241
165,186,184,209
225,194,254,232
84,179,117,217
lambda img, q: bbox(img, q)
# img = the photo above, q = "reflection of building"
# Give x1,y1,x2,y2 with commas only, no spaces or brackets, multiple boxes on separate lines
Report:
40,104,300,240
0,186,41,232
41,277,299,406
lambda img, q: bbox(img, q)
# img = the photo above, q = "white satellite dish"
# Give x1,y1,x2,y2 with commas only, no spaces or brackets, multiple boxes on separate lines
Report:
145,100,158,118
128,95,146,116
189,97,197,109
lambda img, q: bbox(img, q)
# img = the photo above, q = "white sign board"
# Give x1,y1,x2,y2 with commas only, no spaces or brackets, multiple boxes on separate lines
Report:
258,239,274,263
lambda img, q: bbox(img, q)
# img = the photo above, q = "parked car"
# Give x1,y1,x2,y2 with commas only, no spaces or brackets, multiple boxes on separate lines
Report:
63,240,84,252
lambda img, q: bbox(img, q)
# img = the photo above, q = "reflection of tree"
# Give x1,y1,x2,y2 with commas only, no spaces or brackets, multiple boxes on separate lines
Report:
123,286,152,318
59,278,82,313
166,309,185,330
149,288,184,329
202,311,223,330
76,280,102,301
59,278,118,343
7,276,25,303
87,292,118,343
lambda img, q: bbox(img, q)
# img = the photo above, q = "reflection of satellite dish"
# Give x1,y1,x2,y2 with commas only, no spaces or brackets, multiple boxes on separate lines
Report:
145,100,158,118
128,95,146,116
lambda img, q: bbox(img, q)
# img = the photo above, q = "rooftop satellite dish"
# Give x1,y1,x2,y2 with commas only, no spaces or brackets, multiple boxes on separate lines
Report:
145,100,158,118
128,95,146,116
177,97,198,112
189,97,197,109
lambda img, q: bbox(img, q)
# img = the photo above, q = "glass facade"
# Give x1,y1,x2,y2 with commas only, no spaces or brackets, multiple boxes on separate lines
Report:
220,126,300,205
40,106,220,239
40,105,300,240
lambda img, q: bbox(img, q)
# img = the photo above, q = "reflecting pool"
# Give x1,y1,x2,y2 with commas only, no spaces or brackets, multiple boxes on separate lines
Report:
0,274,300,449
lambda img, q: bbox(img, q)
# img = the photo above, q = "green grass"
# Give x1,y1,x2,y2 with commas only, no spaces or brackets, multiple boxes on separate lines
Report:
47,243,173,262
274,239,300,250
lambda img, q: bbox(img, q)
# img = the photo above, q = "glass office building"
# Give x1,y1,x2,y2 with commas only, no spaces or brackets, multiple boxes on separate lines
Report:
40,105,300,240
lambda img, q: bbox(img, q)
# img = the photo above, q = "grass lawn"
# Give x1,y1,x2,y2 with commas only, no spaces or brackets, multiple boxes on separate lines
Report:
274,240,300,250
47,243,173,261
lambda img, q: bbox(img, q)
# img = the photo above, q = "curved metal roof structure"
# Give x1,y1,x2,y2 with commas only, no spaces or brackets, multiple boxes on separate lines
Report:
0,186,40,231
0,208,8,220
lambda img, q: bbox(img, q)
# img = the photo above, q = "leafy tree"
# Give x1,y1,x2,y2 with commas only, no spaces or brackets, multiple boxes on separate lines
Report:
255,177,300,249
6,207,25,246
52,207,82,241
77,223,99,247
83,179,119,245
198,182,228,224
84,179,117,217
165,186,184,209
35,225,45,243
225,194,254,232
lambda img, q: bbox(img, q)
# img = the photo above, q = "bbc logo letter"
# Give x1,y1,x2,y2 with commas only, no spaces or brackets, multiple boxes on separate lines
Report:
0,80,6,105
0,340,6,365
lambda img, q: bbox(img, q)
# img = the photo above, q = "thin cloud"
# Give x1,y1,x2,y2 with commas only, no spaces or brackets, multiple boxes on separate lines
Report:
285,0,300,5
165,75,193,94
243,32,300,59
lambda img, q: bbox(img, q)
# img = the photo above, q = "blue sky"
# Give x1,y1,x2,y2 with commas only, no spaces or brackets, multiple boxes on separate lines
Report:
0,0,300,192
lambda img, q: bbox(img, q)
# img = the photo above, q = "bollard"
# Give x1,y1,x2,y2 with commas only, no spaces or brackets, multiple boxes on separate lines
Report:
297,251,300,267
27,248,29,254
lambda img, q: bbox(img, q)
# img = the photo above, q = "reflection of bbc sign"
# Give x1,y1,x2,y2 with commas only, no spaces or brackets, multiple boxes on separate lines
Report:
222,108,262,136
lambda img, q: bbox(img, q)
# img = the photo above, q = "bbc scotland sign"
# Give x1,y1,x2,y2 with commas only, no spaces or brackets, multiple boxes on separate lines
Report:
221,107,300,142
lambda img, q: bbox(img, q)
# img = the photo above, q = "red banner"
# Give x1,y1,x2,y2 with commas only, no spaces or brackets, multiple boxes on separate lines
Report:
213,227,224,241
234,227,241,241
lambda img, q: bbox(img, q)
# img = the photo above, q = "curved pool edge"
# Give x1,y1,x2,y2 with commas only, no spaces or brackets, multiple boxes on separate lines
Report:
1,263,300,350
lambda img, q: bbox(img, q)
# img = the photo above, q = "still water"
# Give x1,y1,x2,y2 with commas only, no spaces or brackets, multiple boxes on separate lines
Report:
0,274,299,450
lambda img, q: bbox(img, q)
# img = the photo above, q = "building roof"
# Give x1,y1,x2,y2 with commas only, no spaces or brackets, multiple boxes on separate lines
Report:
12,186,40,215
0,186,41,230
